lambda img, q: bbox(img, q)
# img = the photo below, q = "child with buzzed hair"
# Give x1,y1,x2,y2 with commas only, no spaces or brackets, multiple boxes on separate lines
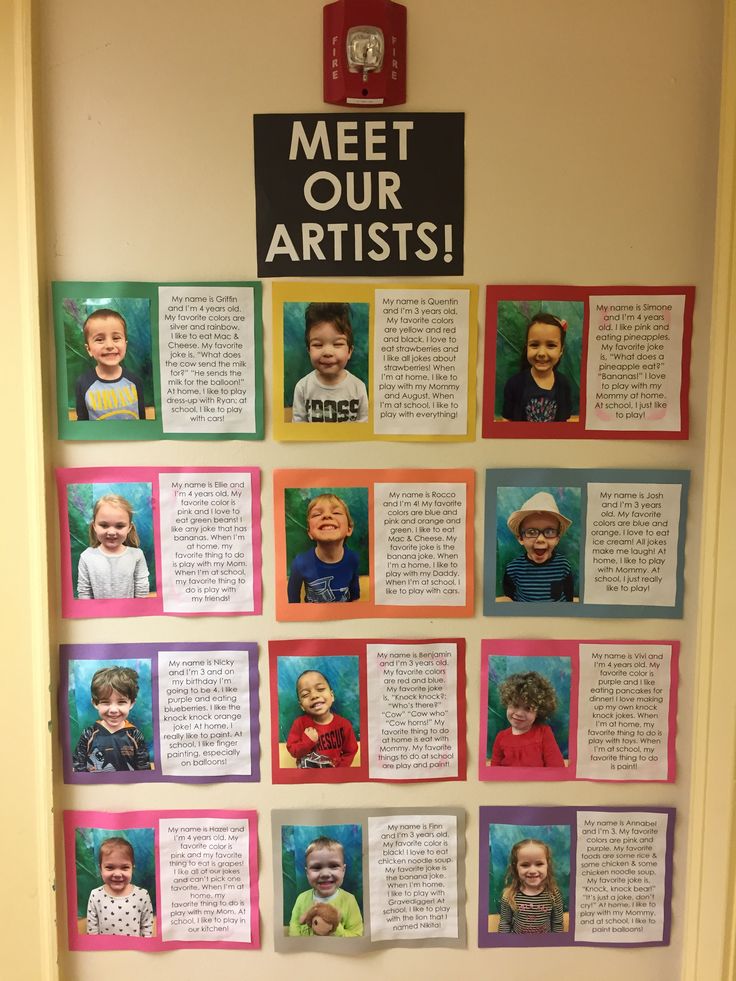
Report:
74,308,147,421
72,666,151,772
288,835,364,936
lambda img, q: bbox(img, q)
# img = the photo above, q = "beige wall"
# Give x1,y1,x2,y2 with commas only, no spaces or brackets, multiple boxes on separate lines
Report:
3,0,735,977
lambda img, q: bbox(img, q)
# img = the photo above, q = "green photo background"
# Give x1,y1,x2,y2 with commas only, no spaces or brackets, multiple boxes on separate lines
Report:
284,486,369,575
68,658,154,763
488,823,570,914
281,823,363,925
283,302,370,409
75,826,156,918
494,300,583,418
62,296,155,412
486,655,571,759
277,655,360,743
495,485,582,598
66,482,156,598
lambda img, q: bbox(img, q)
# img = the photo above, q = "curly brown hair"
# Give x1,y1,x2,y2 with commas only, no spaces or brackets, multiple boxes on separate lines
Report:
498,671,557,722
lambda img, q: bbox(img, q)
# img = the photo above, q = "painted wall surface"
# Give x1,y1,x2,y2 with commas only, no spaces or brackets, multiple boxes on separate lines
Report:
31,1,725,978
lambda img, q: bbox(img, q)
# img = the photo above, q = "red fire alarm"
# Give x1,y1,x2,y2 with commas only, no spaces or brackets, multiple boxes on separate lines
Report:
323,0,407,107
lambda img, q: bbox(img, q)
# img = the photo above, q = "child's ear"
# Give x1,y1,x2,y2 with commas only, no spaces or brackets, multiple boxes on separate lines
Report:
345,525,354,538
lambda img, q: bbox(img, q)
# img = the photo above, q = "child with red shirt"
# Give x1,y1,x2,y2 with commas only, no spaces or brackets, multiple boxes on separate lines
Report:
490,671,564,768
286,669,358,768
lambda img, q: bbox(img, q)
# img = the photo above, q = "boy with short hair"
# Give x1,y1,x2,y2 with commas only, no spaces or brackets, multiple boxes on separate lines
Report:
74,308,146,421
288,836,364,936
72,666,151,772
502,491,574,602
291,302,368,423
286,669,358,768
287,493,360,603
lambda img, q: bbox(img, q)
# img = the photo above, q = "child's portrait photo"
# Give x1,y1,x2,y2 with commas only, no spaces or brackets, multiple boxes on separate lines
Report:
74,826,156,937
276,655,361,773
494,299,582,423
60,296,155,423
486,657,571,770
495,486,581,604
283,300,369,424
68,658,154,776
281,823,364,937
66,481,156,601
285,486,369,604
488,823,570,936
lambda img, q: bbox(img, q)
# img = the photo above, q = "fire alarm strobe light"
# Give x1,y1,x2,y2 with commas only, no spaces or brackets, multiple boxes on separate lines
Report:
324,0,407,107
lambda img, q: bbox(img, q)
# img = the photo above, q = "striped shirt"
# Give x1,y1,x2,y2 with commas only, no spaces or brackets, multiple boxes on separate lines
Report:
498,889,564,934
503,552,574,603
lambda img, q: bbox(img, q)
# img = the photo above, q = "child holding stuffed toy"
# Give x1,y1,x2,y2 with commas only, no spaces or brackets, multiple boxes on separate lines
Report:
289,836,364,936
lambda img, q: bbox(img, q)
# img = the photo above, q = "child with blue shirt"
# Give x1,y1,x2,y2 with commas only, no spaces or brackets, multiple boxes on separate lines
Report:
287,493,360,603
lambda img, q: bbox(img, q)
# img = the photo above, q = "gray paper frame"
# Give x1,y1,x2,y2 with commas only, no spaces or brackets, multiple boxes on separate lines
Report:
272,807,466,953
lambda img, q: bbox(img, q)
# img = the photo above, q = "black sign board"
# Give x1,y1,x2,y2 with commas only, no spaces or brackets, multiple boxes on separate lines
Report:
254,113,464,278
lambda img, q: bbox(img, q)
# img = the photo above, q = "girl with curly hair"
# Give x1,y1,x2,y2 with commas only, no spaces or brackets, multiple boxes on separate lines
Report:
490,671,565,767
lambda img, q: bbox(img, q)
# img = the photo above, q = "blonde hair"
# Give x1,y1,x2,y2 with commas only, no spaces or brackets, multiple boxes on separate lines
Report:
501,838,560,910
89,494,140,548
305,836,345,864
306,493,354,530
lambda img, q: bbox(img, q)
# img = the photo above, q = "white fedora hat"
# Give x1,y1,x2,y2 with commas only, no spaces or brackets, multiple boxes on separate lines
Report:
506,491,572,538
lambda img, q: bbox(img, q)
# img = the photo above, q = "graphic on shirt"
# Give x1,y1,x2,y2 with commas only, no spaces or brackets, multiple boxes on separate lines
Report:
62,643,261,785
273,283,478,443
53,280,264,441
270,639,466,785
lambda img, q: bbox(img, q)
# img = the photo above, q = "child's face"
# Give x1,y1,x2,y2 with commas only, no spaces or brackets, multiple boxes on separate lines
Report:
526,321,563,376
506,702,538,734
99,845,134,896
93,503,132,553
515,842,549,894
297,671,335,723
518,513,560,564
307,321,353,382
305,845,346,897
307,499,353,545
85,315,127,370
94,688,135,732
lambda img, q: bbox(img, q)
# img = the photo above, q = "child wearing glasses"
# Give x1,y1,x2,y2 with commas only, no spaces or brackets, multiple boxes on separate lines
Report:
502,492,573,602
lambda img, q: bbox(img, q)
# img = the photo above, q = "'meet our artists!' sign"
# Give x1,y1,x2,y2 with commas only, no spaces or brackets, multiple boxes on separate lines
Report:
254,113,464,277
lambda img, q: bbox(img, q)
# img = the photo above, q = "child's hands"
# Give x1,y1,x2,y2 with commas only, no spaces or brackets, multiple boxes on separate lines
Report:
305,726,319,742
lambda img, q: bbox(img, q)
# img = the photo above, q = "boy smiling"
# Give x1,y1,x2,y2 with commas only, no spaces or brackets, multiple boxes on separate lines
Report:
288,836,364,936
285,669,358,768
74,308,147,421
502,491,574,602
72,666,151,772
287,493,361,603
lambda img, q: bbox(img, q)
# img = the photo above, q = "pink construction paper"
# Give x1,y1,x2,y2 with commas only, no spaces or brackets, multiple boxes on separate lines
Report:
64,809,259,951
